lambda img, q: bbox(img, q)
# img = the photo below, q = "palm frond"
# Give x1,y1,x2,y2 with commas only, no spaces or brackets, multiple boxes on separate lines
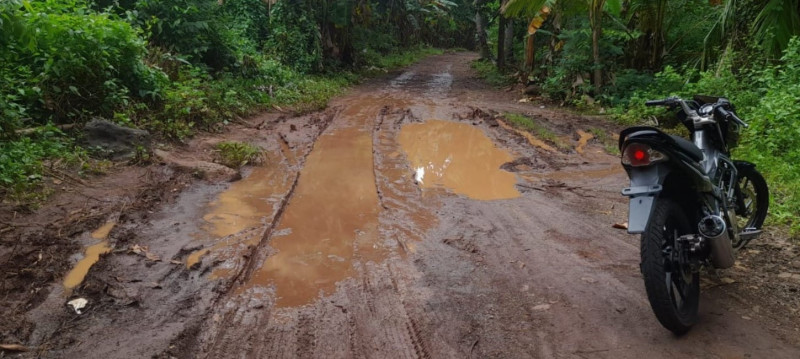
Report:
502,0,556,18
753,0,800,58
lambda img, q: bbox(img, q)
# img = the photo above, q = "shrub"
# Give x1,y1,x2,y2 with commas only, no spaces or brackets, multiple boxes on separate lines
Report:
215,141,262,169
0,0,164,133
0,125,84,200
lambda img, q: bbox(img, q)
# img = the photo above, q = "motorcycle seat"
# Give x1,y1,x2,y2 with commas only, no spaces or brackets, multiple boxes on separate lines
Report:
669,135,703,162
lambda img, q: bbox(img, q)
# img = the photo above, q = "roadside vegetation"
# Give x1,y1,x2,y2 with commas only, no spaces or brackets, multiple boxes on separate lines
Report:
0,0,468,202
471,0,800,235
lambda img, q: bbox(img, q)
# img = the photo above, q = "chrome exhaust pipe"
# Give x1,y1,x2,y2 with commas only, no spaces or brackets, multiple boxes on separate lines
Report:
698,215,735,269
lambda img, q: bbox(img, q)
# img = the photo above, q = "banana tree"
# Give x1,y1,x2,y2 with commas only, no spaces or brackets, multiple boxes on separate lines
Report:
704,0,800,65
503,0,622,92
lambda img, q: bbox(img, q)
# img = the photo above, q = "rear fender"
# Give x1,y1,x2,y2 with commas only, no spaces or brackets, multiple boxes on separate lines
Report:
622,165,670,233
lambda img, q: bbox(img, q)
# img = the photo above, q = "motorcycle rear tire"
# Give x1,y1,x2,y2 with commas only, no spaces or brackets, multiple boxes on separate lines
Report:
641,199,699,335
735,166,769,230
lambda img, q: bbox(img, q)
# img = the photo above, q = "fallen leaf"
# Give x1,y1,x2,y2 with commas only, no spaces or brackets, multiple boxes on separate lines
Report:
67,298,88,314
720,277,736,284
130,244,146,255
130,245,160,262
0,344,28,352
145,252,161,262
170,259,183,265
612,222,628,230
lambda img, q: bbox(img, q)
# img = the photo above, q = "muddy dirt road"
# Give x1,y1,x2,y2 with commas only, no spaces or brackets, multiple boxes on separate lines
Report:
4,52,800,358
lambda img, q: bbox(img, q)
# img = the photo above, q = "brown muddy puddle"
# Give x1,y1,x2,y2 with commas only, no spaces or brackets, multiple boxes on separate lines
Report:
575,129,594,154
242,124,384,308
399,120,520,200
187,165,291,270
63,220,116,291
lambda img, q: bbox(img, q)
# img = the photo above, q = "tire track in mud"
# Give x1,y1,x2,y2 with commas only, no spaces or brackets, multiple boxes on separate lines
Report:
192,98,395,358
193,69,455,357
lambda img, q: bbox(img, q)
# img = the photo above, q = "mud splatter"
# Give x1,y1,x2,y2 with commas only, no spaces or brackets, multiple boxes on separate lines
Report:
399,120,520,200
63,221,116,291
496,119,557,153
575,130,594,155
523,166,623,182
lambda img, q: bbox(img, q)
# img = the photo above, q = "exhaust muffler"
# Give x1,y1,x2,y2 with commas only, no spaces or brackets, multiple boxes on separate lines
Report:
698,215,735,269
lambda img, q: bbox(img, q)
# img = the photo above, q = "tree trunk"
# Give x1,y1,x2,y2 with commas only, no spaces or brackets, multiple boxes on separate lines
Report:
525,32,535,74
475,0,492,60
504,18,514,64
498,10,507,69
592,25,601,93
590,1,605,94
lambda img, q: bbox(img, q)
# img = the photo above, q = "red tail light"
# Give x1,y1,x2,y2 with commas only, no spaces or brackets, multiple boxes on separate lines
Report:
622,143,667,167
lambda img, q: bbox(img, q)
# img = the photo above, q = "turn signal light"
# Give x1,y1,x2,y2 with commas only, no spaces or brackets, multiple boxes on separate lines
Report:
622,143,667,167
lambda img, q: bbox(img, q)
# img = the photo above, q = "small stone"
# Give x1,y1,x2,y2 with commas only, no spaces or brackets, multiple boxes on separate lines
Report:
777,272,793,279
720,277,736,284
532,304,551,311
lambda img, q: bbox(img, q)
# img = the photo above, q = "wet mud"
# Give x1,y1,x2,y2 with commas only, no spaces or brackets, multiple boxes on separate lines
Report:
62,221,116,291
7,52,800,359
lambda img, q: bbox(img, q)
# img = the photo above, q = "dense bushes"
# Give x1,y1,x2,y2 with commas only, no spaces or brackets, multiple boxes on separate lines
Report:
1,0,162,133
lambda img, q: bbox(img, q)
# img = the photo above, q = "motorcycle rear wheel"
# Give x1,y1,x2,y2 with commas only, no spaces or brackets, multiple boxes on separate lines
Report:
735,166,769,230
641,199,699,335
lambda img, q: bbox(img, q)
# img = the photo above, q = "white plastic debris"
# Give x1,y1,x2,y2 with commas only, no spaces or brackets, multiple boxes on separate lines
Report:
67,298,88,314
414,167,425,184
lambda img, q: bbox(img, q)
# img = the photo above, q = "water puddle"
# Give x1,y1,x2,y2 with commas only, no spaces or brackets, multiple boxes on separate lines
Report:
575,129,594,154
497,120,556,152
399,120,520,200
243,122,384,307
187,165,291,269
63,220,116,291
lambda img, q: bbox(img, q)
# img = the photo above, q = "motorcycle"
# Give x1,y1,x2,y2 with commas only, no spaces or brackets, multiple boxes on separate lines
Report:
619,95,769,334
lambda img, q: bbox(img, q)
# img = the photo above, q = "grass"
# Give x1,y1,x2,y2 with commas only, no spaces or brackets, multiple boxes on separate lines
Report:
588,127,620,155
504,113,570,150
215,141,263,169
374,46,444,69
471,59,515,87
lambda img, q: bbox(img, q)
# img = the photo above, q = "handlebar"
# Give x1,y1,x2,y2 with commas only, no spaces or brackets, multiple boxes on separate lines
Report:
644,96,748,128
645,99,669,107
715,106,749,128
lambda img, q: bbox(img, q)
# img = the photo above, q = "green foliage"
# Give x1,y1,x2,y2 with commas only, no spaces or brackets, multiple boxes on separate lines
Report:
265,1,322,73
0,0,164,134
471,59,514,87
215,141,262,169
736,37,800,234
0,125,84,200
587,127,619,155
504,112,570,150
